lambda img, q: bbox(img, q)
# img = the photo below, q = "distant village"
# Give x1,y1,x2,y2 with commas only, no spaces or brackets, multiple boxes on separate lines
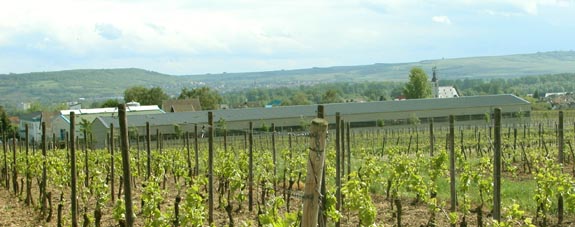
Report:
2,70,537,151
532,92,575,110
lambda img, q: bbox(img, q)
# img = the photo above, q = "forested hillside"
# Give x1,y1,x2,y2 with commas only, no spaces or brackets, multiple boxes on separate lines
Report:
221,73,575,108
1,51,574,111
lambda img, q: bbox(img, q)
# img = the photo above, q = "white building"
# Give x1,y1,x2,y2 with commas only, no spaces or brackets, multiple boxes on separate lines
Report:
18,112,42,142
51,105,165,141
431,67,459,98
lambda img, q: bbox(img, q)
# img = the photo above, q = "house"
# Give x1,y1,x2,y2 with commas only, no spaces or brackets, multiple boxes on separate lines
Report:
161,98,202,112
90,94,530,148
18,112,42,142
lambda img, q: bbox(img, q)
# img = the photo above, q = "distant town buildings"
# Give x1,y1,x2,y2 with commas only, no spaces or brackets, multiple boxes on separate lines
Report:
17,102,31,111
162,98,202,112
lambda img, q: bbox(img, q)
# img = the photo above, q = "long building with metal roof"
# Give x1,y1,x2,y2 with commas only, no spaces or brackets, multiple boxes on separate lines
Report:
91,94,530,148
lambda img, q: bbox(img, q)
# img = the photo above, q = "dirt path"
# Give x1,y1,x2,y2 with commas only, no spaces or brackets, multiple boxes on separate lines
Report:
0,188,44,227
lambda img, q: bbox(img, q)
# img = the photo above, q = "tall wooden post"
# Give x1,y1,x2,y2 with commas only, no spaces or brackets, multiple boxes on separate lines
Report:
340,119,345,179
146,122,151,181
11,131,17,194
70,112,78,227
271,123,277,193
119,105,134,227
248,121,254,212
449,115,456,223
194,124,199,176
40,122,47,216
493,108,502,222
346,122,351,180
25,124,31,205
301,118,329,227
335,112,342,227
2,130,7,189
558,111,564,224
186,131,192,182
110,123,115,202
429,119,435,157
208,113,214,224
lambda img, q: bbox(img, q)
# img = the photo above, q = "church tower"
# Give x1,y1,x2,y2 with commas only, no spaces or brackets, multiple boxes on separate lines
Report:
431,66,439,98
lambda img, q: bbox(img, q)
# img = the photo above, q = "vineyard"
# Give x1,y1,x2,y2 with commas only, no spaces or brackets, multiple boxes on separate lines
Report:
2,107,575,227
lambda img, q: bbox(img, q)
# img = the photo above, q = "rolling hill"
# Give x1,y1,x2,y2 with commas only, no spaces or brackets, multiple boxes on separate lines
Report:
1,51,574,108
184,51,575,85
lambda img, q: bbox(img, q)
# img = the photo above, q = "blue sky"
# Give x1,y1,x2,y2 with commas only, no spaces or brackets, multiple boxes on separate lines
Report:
0,0,574,75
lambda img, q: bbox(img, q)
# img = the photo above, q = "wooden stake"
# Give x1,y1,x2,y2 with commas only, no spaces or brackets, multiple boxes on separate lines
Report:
118,104,134,227
110,124,115,202
302,118,329,227
249,121,254,212
493,108,502,222
449,115,456,221
335,113,341,227
146,122,151,181
558,111,564,224
208,113,214,224
70,112,78,227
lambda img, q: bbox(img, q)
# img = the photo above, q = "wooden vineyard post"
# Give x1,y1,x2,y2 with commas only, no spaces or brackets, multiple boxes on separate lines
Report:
3,130,7,189
430,119,434,157
272,123,277,194
146,122,151,181
11,131,17,194
70,112,78,227
493,108,502,222
40,122,47,216
346,122,351,180
317,105,327,227
25,124,31,205
302,118,329,227
52,133,56,151
194,124,199,176
340,119,345,179
449,115,456,226
110,123,115,202
156,128,160,151
118,104,134,227
186,131,192,182
335,112,341,227
249,121,254,212
83,129,89,188
558,111,564,224
208,112,214,224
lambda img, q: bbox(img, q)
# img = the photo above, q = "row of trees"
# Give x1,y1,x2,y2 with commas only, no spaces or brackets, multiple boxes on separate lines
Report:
116,68,570,111
116,67,432,110
122,86,223,110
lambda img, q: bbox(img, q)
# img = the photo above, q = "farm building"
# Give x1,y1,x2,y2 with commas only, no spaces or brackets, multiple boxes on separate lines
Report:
51,105,164,141
90,94,530,148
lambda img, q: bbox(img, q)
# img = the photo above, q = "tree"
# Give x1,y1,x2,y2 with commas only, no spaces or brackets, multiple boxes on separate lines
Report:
124,86,168,106
100,99,120,108
178,87,223,110
321,89,341,104
533,90,540,99
0,106,11,134
286,92,311,106
28,101,44,112
403,67,432,99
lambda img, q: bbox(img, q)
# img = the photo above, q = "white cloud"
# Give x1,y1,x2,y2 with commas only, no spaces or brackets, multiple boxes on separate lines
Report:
95,24,122,40
0,0,573,74
432,16,452,24
483,9,523,17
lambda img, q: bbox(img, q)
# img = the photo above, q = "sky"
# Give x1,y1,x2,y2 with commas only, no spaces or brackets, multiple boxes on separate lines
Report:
0,0,574,75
